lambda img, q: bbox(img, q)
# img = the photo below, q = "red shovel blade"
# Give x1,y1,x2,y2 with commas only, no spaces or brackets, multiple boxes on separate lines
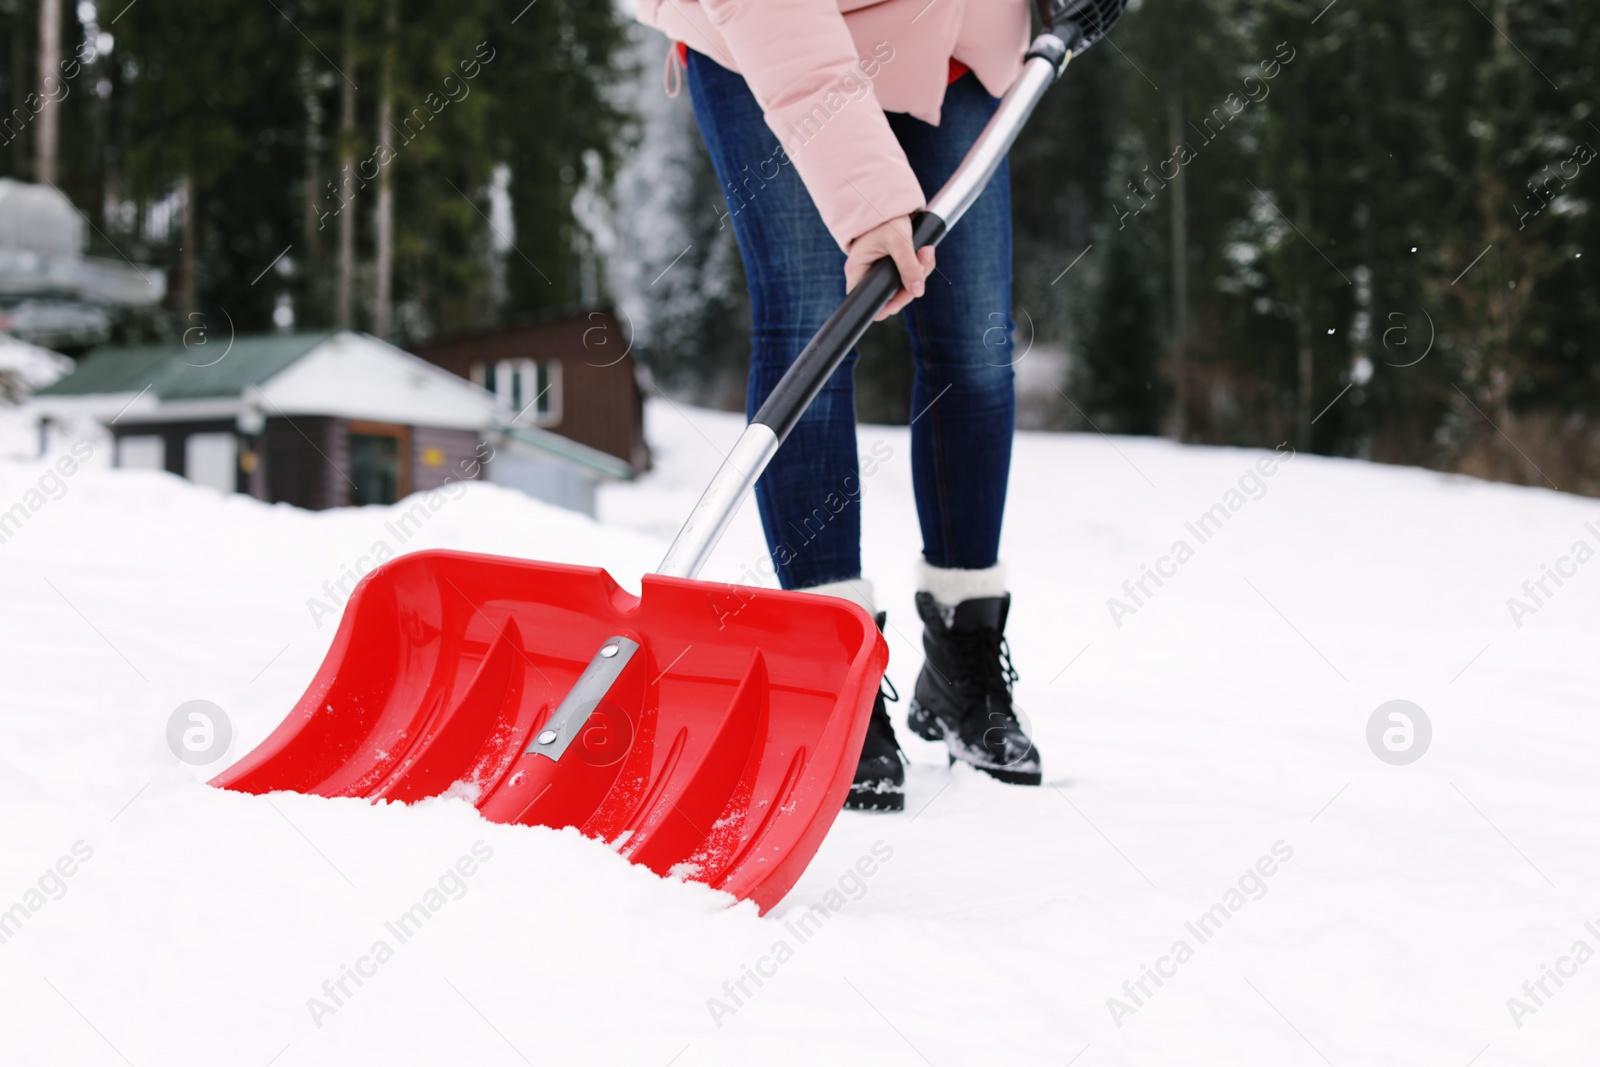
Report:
212,550,887,913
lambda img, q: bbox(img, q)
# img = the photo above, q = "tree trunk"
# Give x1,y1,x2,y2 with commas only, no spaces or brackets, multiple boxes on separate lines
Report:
179,174,198,317
302,57,322,263
35,0,60,185
335,1,358,330
1295,308,1313,449
9,23,23,171
373,0,397,339
1167,83,1188,442
1294,156,1315,449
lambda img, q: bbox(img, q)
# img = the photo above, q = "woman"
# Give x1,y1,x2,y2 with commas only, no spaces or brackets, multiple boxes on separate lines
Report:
636,0,1042,811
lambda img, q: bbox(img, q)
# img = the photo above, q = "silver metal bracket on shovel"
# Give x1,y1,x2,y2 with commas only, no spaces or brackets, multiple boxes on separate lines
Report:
527,636,640,761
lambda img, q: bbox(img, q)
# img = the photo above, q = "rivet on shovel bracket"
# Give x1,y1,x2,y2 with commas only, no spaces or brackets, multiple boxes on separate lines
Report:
527,636,640,762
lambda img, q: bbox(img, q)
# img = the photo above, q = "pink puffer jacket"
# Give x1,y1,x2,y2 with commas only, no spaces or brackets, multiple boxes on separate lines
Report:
636,0,1031,251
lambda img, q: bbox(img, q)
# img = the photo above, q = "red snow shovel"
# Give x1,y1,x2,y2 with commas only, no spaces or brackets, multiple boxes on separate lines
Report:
213,0,1126,913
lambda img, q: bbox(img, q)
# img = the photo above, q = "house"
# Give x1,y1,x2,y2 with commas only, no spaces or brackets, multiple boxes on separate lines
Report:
410,309,651,475
31,330,633,514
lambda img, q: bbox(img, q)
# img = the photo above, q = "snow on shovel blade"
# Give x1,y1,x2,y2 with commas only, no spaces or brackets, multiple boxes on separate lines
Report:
211,549,887,913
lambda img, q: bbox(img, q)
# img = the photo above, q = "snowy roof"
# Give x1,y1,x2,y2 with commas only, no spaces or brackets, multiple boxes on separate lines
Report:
0,179,82,258
35,330,501,431
0,179,164,310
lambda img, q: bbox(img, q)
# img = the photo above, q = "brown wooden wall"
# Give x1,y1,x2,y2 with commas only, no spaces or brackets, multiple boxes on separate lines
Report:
412,426,489,492
410,310,648,472
112,416,486,511
265,416,339,510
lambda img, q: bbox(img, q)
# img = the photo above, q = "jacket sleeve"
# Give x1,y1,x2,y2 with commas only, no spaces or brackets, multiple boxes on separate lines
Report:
697,0,927,251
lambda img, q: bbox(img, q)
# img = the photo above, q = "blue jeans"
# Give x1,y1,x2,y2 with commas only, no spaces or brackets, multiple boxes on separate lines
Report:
687,49,1015,590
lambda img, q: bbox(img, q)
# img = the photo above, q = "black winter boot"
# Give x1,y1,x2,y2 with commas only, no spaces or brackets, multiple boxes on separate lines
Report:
906,592,1041,785
845,612,905,812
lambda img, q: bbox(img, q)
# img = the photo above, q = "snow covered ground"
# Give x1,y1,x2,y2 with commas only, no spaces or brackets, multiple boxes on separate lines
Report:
2,398,1598,1066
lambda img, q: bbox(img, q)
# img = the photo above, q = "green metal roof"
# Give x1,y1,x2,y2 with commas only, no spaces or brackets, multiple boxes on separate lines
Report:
36,331,337,399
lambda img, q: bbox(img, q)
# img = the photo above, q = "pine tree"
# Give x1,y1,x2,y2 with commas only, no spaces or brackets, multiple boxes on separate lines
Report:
1078,219,1162,433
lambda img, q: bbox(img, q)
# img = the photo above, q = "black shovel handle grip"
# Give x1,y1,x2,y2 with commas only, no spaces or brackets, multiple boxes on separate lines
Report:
751,210,948,442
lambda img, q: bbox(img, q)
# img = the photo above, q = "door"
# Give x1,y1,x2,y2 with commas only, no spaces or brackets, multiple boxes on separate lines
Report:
345,421,411,506
185,432,238,494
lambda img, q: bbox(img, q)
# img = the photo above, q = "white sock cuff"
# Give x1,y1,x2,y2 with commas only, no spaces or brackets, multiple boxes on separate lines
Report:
916,560,1008,605
798,578,877,617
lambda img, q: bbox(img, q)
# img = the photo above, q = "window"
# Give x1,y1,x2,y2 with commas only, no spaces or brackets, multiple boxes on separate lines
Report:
502,358,520,411
470,358,562,427
118,435,165,470
526,359,562,425
185,433,237,493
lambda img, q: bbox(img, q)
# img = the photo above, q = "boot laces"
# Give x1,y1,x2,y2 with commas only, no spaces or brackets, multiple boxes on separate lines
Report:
950,631,1019,718
868,676,904,759
871,676,899,724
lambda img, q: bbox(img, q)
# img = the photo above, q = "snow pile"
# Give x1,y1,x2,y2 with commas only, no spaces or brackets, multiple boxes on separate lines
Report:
1,400,1597,1065
0,333,72,392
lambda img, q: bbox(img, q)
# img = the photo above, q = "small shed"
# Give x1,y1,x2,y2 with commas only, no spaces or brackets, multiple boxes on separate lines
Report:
411,309,650,475
34,330,636,514
32,331,494,508
30,330,637,521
